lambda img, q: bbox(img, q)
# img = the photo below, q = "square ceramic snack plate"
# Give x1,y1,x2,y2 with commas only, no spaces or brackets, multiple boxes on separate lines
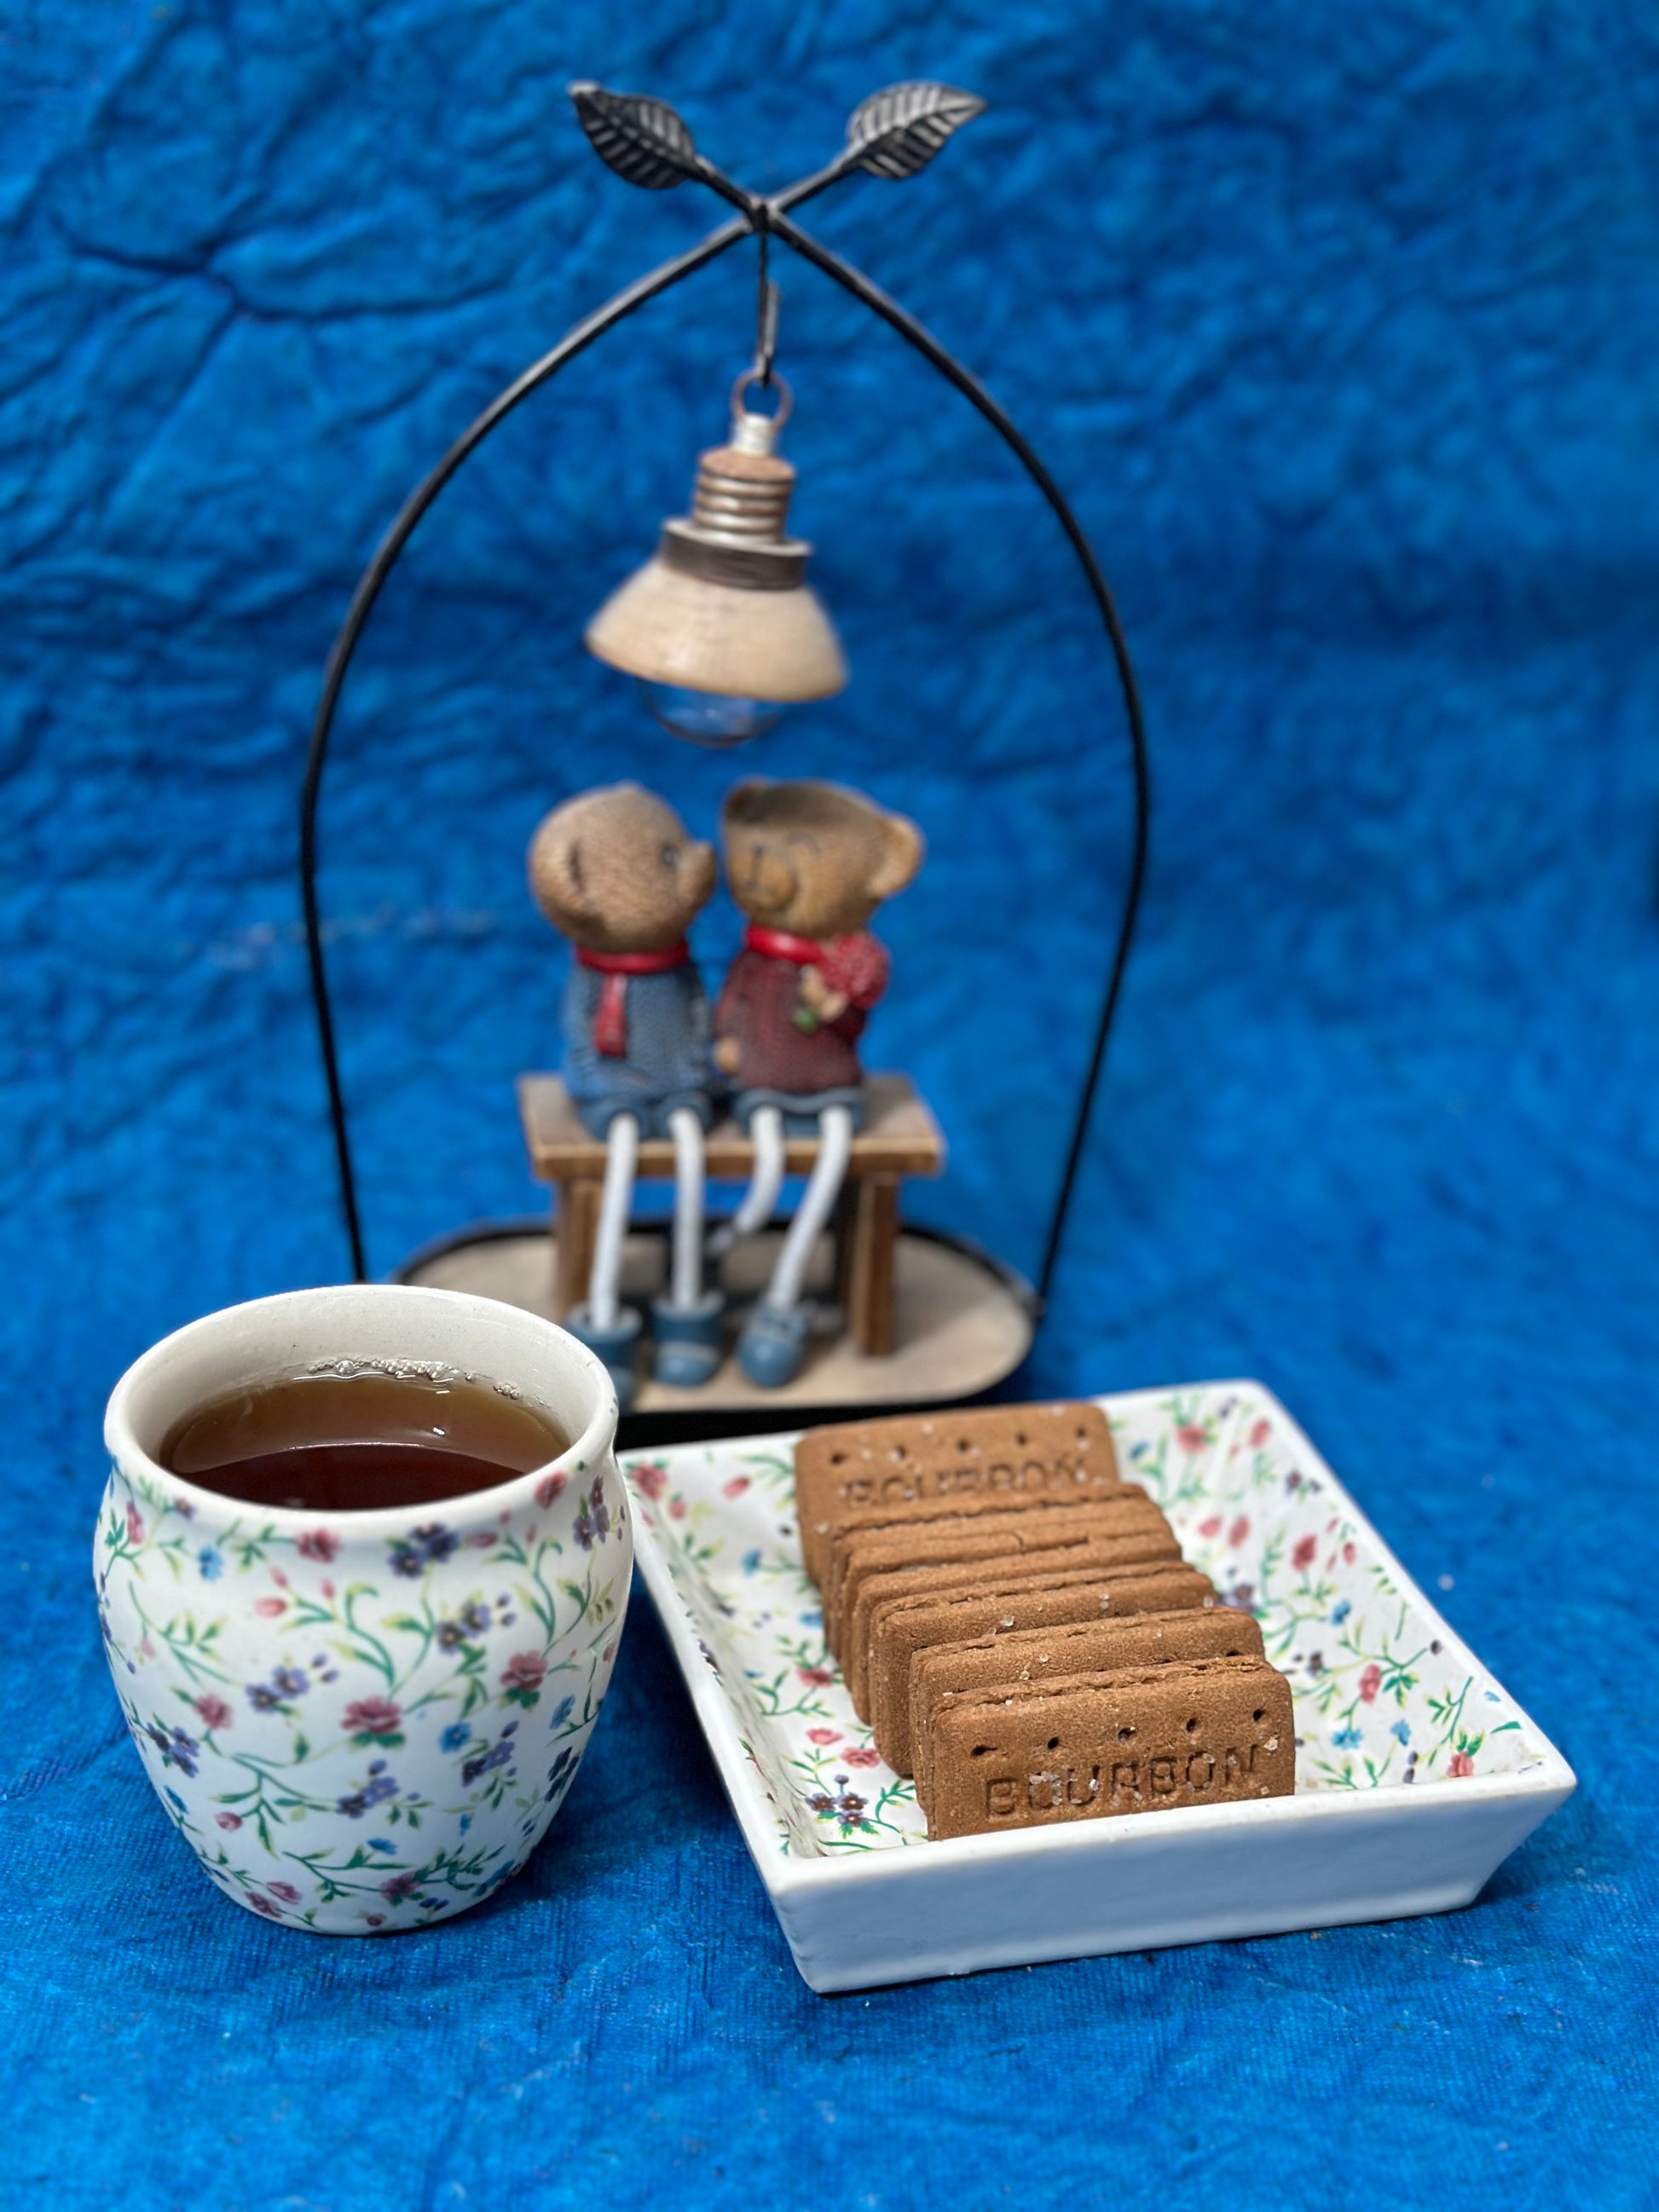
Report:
620,1381,1574,1993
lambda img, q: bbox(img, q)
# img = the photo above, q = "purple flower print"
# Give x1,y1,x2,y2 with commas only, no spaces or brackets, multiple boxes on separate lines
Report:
379,1874,418,1903
388,1524,460,1578
143,1721,199,1778
461,1737,515,1788
436,1601,490,1651
337,1773,401,1820
267,1882,302,1906
806,1778,870,1833
573,1481,610,1551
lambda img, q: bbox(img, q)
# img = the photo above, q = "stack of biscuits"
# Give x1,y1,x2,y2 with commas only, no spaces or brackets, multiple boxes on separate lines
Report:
795,1402,1295,1840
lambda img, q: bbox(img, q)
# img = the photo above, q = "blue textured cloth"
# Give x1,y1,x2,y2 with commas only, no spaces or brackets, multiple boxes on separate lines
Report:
3,3,1657,2208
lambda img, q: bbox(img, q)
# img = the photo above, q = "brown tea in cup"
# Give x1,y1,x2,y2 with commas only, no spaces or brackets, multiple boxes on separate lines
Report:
163,1370,569,1513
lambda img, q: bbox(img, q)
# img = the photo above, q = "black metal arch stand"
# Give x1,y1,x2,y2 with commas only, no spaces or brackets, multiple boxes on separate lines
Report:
300,109,1150,1323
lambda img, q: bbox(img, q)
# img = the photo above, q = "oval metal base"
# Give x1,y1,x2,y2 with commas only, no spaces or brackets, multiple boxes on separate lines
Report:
393,1220,1036,1447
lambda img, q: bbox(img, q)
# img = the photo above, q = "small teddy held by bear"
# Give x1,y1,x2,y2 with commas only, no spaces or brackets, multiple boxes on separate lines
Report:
529,775,924,1404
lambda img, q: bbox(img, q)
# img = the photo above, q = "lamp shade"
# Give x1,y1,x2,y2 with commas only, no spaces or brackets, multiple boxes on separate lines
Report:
584,378,848,713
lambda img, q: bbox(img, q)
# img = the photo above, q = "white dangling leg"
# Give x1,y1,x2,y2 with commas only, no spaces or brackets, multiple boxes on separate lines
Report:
707,1104,786,1259
667,1106,706,1311
587,1113,639,1330
766,1106,853,1314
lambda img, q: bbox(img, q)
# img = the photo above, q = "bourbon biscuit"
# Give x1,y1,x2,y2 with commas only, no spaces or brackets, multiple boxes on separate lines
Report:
866,1563,1217,1764
795,1403,1120,1585
926,1656,1295,1840
907,1605,1265,1802
826,1490,1172,1660
842,1529,1182,1718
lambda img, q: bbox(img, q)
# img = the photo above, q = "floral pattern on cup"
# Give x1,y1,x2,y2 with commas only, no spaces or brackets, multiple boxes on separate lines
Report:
621,1387,1552,1857
96,1460,629,1931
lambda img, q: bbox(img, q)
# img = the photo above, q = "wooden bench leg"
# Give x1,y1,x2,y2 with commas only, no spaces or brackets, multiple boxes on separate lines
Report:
844,1174,900,1357
553,1175,603,1319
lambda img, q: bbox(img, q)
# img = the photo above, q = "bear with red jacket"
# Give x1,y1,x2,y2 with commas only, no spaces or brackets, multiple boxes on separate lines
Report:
712,778,924,1386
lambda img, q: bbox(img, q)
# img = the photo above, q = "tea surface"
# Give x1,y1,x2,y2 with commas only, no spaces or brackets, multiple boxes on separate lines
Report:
163,1371,569,1513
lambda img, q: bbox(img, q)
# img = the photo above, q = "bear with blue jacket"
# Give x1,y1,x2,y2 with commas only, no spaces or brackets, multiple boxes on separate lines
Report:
529,782,721,1406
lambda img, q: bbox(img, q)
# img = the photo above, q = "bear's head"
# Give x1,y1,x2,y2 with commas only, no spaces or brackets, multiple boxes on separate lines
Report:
720,779,924,940
529,783,716,954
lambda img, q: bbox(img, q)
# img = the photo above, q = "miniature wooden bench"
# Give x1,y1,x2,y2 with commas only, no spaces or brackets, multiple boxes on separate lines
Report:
516,1072,945,1358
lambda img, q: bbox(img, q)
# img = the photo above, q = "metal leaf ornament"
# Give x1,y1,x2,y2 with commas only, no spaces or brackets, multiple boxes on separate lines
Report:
844,81,986,181
569,83,701,190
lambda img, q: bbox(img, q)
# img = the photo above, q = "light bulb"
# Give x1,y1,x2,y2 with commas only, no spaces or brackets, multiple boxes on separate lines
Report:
584,371,847,732
639,682,783,748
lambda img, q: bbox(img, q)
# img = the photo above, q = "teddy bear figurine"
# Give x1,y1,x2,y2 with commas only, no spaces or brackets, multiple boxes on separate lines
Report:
529,783,724,1407
711,777,925,1388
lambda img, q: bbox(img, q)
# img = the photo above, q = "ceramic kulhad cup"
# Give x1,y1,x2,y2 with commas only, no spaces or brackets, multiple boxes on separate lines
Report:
96,1284,629,1934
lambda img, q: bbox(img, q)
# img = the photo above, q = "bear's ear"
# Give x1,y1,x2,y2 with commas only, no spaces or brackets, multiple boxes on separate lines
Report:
868,810,924,900
722,778,772,825
529,821,592,924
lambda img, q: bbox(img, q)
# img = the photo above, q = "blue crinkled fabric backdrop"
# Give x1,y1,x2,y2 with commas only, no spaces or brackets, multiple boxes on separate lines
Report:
3,3,1656,2206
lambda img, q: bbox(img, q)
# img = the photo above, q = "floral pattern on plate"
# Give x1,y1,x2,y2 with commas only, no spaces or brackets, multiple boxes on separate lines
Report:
622,1385,1552,1858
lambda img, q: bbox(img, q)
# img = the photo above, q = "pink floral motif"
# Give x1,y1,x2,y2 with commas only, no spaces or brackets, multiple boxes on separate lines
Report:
1359,1664,1382,1703
267,1881,301,1905
1342,1542,1356,1565
798,1666,834,1688
366,1913,385,1928
195,1695,233,1732
632,1464,668,1502
1176,1424,1208,1455
342,1696,402,1741
1448,1751,1475,1777
124,1503,144,1546
298,1530,338,1562
722,1476,751,1499
806,1728,841,1746
215,1812,243,1831
1292,1535,1317,1572
1249,1418,1271,1447
1227,1516,1250,1547
247,1893,282,1920
843,1747,881,1768
1199,1515,1223,1539
253,1597,286,1618
270,1568,289,1589
500,1651,546,1700
535,1473,567,1510
669,1499,687,1521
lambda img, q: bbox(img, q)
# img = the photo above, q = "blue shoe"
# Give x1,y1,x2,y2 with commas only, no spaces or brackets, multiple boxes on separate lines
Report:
563,1304,643,1412
650,1291,725,1389
737,1300,810,1389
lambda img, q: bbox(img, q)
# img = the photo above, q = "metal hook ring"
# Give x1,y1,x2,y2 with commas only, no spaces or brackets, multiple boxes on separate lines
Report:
730,367,792,426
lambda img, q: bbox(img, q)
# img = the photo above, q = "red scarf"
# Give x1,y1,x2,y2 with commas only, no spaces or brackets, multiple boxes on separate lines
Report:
743,923,889,1013
577,939,690,1059
743,925,824,965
